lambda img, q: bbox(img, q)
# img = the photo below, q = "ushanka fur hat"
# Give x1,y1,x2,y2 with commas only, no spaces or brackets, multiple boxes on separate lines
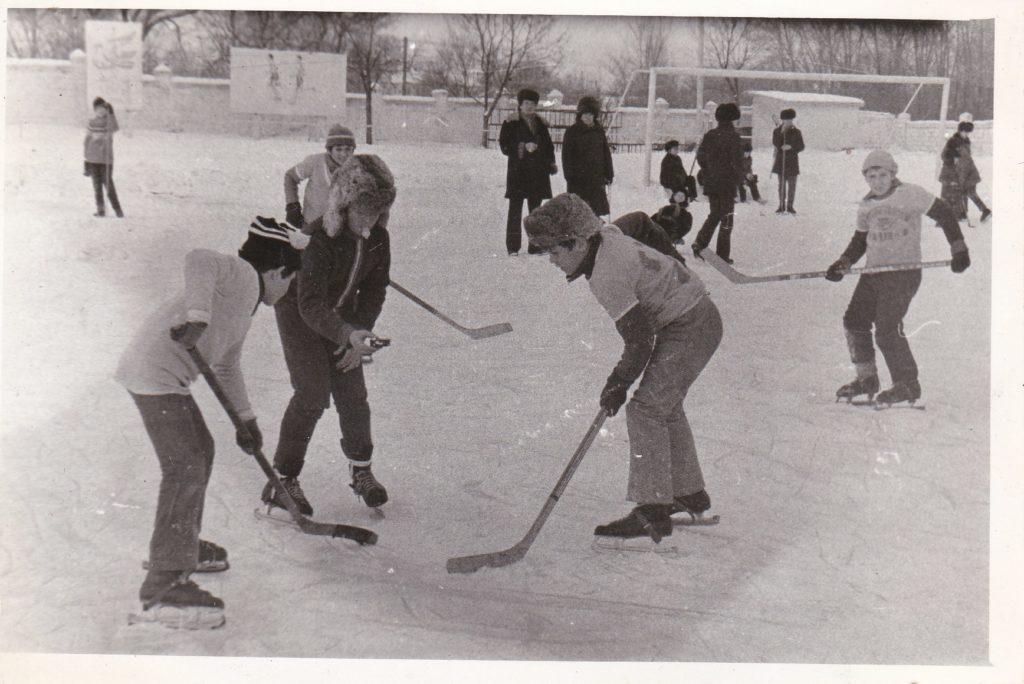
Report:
715,102,741,123
322,154,397,238
523,193,603,250
576,95,601,116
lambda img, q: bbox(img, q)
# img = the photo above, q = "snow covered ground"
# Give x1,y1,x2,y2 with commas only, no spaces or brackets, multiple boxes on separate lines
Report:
0,122,1016,681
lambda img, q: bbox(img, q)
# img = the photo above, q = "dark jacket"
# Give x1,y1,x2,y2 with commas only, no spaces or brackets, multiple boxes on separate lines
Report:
499,114,556,200
562,119,613,215
612,211,686,263
696,122,745,197
771,125,805,177
939,134,981,187
297,221,390,346
659,153,688,192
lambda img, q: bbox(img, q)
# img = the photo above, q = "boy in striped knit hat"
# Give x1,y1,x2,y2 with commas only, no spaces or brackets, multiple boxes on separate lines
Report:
116,218,301,629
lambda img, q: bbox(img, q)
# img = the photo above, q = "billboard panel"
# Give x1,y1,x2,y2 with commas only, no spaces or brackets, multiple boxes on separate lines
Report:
85,21,144,112
230,48,347,116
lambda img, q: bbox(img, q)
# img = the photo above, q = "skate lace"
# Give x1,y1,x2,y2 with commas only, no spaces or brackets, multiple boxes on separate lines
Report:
282,478,310,505
351,469,381,494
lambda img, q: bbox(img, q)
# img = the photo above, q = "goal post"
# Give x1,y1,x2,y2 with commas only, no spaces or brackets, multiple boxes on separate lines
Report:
635,66,951,185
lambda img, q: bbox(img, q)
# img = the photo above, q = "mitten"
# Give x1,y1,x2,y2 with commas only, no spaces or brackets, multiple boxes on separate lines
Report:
236,419,262,455
84,162,91,177
169,321,208,348
825,257,851,282
285,202,304,228
951,241,970,274
600,372,631,416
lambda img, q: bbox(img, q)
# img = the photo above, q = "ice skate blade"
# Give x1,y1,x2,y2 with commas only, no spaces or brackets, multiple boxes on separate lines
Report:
847,399,926,411
127,605,225,630
142,559,229,573
253,505,299,528
591,536,679,555
370,507,386,519
672,512,720,527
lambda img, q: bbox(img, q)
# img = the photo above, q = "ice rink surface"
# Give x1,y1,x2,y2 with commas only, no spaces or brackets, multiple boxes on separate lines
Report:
1,123,1011,680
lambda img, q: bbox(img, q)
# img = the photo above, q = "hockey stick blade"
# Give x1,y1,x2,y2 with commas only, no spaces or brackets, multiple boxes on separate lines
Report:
187,348,377,546
446,409,607,574
702,251,953,284
389,280,513,339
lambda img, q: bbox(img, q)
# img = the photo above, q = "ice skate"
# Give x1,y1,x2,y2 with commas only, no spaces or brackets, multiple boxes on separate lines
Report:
129,572,225,630
257,475,313,521
980,209,991,222
350,464,388,510
593,505,676,554
671,490,720,527
874,379,922,407
142,539,228,573
835,374,880,403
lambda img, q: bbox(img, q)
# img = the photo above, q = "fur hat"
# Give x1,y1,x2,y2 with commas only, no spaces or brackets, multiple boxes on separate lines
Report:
664,139,680,152
517,88,540,105
715,102,740,123
325,124,356,150
523,193,603,250
861,149,898,175
780,108,796,120
576,96,601,117
957,121,974,133
322,154,397,238
240,217,303,273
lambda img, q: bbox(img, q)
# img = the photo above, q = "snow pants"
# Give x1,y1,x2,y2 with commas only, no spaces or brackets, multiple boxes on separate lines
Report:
842,271,922,384
693,193,735,260
625,296,723,504
273,283,373,477
131,392,213,573
506,195,543,254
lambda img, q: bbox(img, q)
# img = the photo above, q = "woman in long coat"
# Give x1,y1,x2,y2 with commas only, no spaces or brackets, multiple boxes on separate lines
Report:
499,88,557,255
561,96,614,218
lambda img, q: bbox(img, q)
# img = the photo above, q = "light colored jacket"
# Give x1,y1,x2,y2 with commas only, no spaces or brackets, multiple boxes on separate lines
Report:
115,249,261,420
84,111,119,164
284,152,337,230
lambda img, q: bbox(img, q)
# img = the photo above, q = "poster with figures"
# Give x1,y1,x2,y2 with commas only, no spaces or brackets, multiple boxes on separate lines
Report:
229,47,347,116
85,20,144,112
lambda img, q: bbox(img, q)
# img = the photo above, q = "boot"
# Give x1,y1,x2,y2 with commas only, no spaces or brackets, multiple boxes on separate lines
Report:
980,209,991,222
261,475,313,516
594,504,672,542
875,379,921,406
350,464,388,508
134,570,225,630
142,539,228,573
671,489,719,526
835,374,880,402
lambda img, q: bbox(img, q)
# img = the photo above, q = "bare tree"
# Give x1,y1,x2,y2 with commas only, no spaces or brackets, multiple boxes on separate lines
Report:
704,18,771,102
605,17,673,101
346,13,402,144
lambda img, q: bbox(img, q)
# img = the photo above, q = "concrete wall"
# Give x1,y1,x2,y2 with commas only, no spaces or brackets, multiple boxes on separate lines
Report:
6,56,992,155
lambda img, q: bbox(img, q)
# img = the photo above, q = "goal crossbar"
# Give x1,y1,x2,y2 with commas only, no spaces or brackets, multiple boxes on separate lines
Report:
636,66,951,185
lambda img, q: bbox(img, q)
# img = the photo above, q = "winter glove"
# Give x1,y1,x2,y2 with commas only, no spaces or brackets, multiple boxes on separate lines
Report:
600,372,632,417
333,330,376,373
169,321,208,348
83,162,91,177
236,418,262,455
285,202,304,229
825,257,851,283
951,241,971,274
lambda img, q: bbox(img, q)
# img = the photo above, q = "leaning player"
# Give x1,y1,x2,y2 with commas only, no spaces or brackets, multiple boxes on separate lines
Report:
524,193,722,549
827,150,970,406
116,218,301,629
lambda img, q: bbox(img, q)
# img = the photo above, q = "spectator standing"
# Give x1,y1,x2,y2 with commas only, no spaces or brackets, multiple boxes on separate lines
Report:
562,96,614,219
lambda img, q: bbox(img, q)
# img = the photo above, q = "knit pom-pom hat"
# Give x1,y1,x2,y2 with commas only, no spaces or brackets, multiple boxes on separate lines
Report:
523,193,603,251
322,154,397,238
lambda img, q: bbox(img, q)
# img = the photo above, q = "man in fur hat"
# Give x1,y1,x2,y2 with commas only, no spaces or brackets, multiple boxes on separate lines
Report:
525,194,722,548
499,88,557,255
692,102,745,264
771,108,805,214
263,154,396,518
116,218,302,629
561,96,614,218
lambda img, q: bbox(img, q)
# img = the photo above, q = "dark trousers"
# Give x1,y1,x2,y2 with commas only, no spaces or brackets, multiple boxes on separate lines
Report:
737,180,761,202
842,271,923,384
86,162,122,215
694,193,735,260
963,185,989,217
131,392,214,573
506,196,543,254
777,175,797,210
274,285,373,477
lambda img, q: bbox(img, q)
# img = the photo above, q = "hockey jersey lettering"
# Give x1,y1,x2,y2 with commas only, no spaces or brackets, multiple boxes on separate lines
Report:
856,182,934,267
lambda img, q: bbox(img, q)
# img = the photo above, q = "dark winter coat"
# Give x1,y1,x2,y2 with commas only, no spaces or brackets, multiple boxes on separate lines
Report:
696,122,745,197
939,134,981,187
659,152,687,192
562,120,614,215
771,125,805,177
611,212,685,264
499,114,556,200
297,218,390,346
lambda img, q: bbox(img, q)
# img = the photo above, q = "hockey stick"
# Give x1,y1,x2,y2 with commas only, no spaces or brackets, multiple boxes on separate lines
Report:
187,347,377,545
389,280,513,340
446,409,607,574
700,250,952,284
